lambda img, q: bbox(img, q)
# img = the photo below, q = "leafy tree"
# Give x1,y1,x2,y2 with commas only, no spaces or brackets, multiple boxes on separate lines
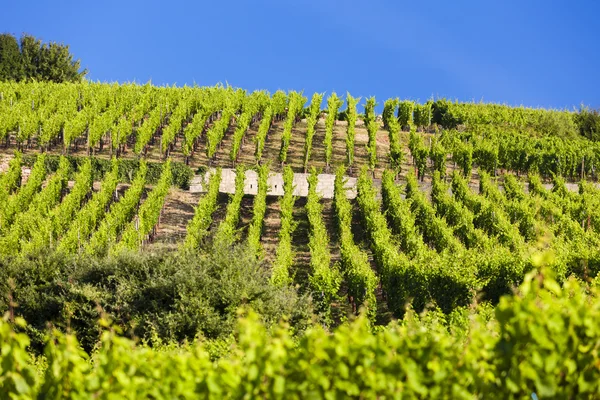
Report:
575,106,600,141
0,33,23,81
40,41,87,82
0,33,86,83
19,34,41,79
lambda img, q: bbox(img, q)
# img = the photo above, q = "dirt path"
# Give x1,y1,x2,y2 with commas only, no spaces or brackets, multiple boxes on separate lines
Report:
260,196,282,265
152,190,200,248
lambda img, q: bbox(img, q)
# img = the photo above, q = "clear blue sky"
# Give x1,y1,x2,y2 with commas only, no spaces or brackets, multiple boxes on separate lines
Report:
2,0,599,110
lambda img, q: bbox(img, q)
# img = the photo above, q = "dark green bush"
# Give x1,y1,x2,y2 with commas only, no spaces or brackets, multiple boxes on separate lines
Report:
575,107,600,141
0,244,313,353
432,99,463,129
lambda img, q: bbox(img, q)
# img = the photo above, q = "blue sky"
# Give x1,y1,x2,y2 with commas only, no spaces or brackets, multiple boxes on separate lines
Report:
2,0,599,110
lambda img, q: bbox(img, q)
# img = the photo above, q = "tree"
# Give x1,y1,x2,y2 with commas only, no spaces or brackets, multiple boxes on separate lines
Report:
19,34,41,79
39,41,86,82
0,33,23,81
575,106,600,141
0,33,86,83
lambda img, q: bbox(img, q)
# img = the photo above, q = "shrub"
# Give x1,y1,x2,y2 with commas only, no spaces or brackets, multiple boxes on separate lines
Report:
0,245,313,353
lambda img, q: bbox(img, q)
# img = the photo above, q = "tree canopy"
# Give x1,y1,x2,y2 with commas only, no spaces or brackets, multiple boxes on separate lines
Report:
0,33,86,83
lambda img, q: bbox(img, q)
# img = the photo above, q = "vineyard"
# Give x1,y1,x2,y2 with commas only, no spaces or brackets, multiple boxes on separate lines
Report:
1,82,600,318
2,81,600,396
1,81,599,178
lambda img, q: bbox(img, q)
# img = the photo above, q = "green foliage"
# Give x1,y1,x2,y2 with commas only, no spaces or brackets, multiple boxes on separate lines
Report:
362,168,479,315
357,167,420,316
270,90,288,116
183,168,222,250
85,162,148,257
451,171,524,251
0,316,37,397
575,106,600,141
303,92,324,171
442,125,600,179
0,33,23,81
0,157,71,256
405,172,463,253
4,270,600,397
0,151,22,204
271,166,297,287
162,90,196,155
0,33,86,82
4,84,600,396
230,91,269,164
397,100,414,128
452,139,474,177
306,168,341,320
324,92,343,167
4,82,594,178
479,171,537,241
344,93,359,167
431,98,462,129
214,165,246,246
22,159,94,256
478,171,506,205
474,139,499,175
247,164,269,257
382,99,404,175
0,153,48,232
381,170,424,257
116,160,173,251
20,153,193,190
408,128,428,180
0,246,313,354
334,167,378,319
56,159,119,255
382,97,397,129
279,91,306,164
491,270,600,396
429,136,447,177
255,105,273,163
181,85,226,156
206,88,245,160
431,99,579,138
366,120,378,171
362,96,377,127
503,174,526,201
577,180,600,233
431,172,490,249
413,102,432,129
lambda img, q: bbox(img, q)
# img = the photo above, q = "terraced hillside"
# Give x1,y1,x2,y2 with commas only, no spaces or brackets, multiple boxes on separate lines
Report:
1,81,600,322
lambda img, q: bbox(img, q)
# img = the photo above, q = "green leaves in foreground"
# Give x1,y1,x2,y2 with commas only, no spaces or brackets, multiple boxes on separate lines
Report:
3,270,600,397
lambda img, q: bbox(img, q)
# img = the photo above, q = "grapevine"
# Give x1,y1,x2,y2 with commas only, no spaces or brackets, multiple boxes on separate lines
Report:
182,168,222,250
